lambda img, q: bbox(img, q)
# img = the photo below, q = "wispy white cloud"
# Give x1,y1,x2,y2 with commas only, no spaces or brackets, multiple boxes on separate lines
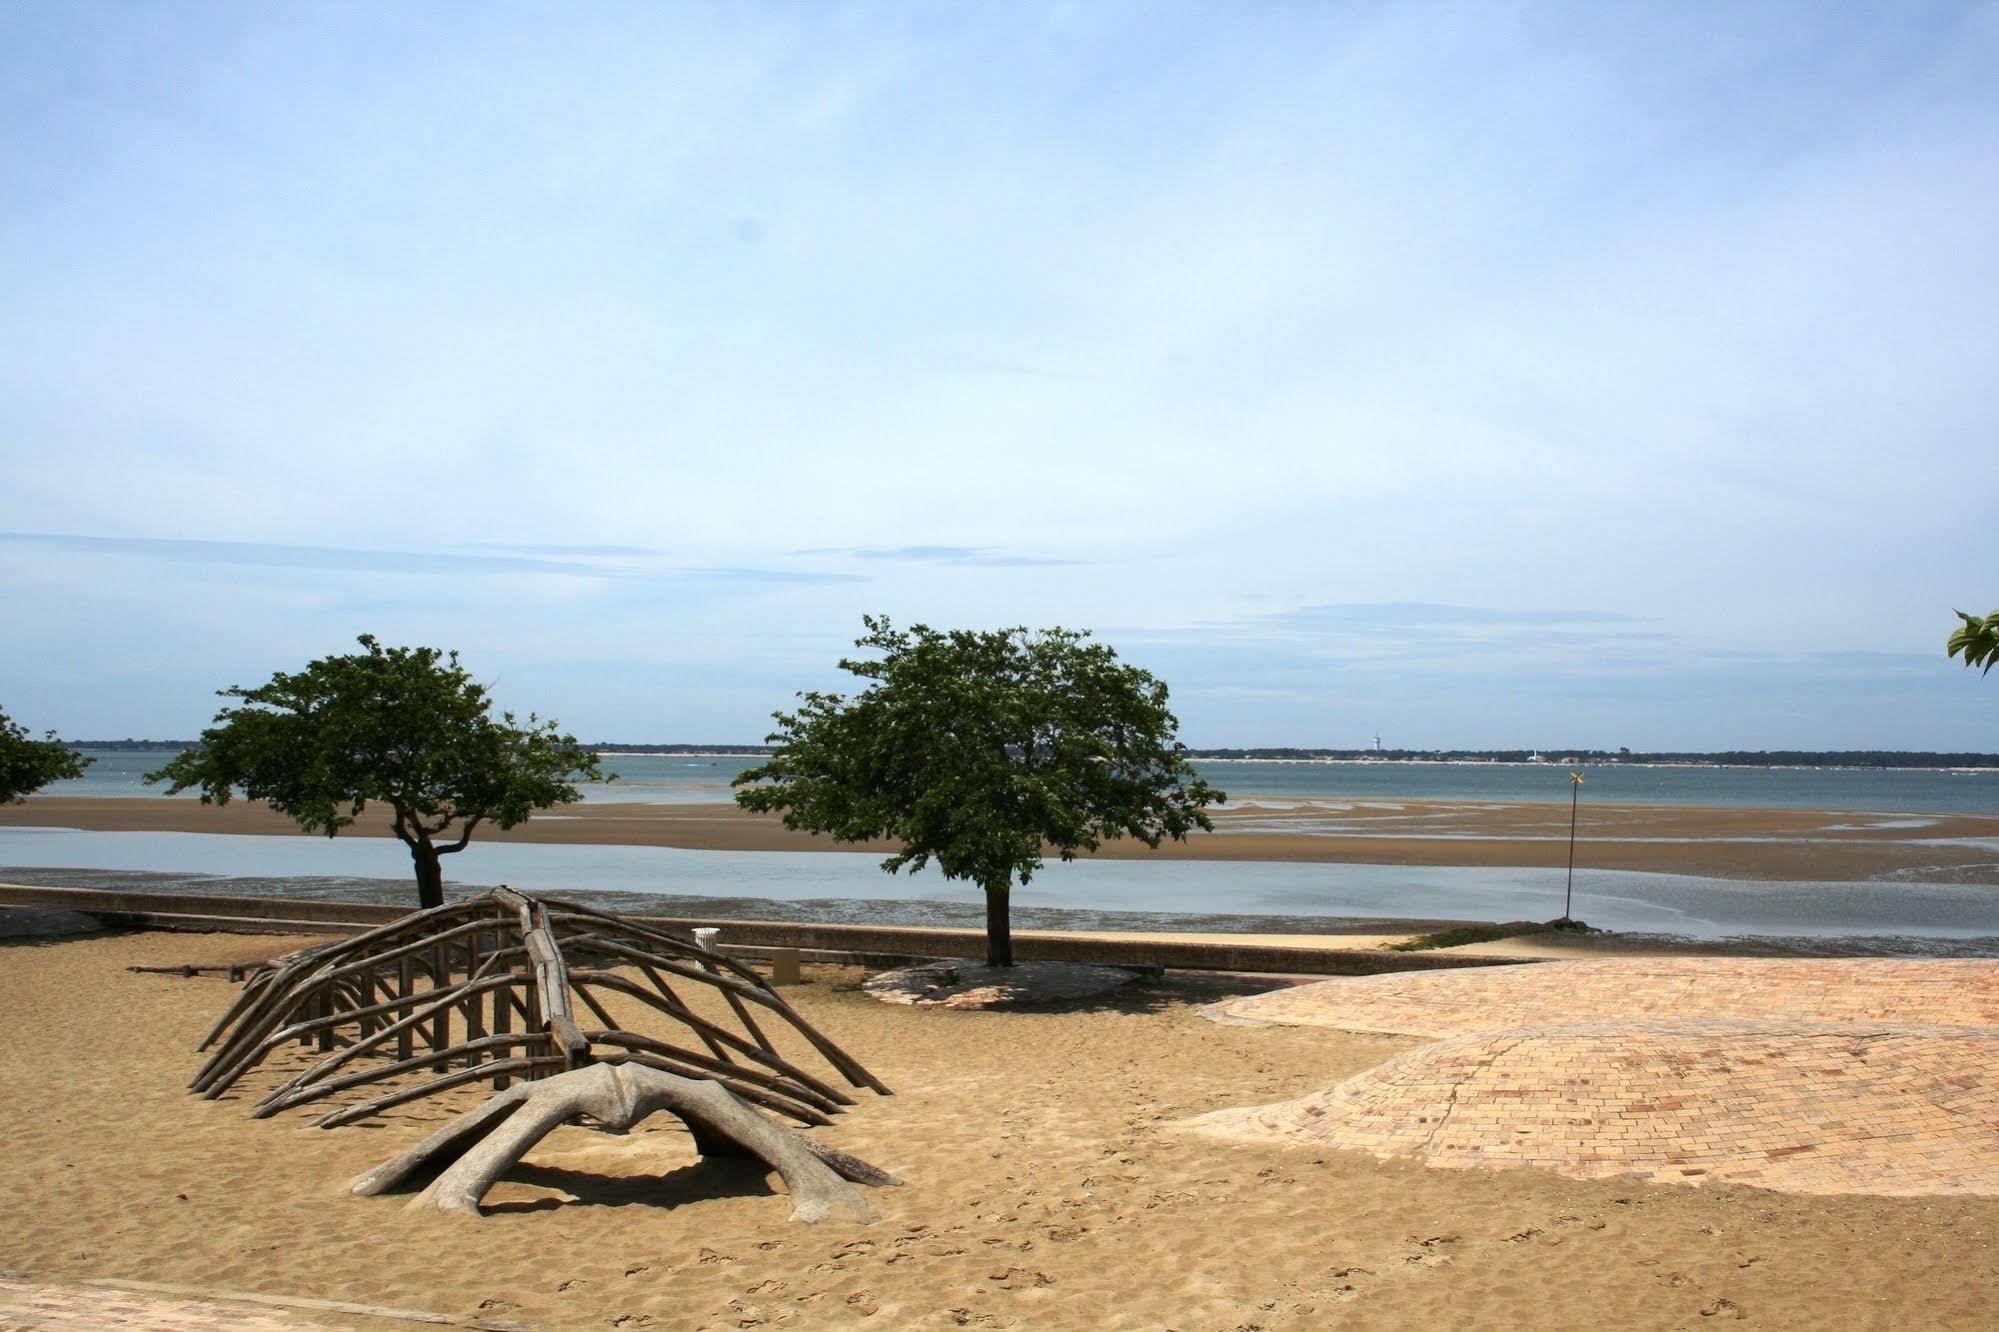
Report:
1231,602,1652,630
462,541,661,558
0,532,866,586
0,532,619,579
800,545,1084,568
682,566,869,585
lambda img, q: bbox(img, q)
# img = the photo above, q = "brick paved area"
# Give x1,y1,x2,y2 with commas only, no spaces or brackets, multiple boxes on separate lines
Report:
1203,958,1999,1035
1192,959,1999,1196
0,1278,333,1329
1190,1020,1999,1195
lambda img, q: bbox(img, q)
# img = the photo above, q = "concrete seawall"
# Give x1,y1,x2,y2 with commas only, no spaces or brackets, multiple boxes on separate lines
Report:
0,882,1530,977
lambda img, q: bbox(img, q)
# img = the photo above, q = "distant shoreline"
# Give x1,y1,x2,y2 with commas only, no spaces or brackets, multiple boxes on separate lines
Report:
59,742,1999,771
10,794,1999,884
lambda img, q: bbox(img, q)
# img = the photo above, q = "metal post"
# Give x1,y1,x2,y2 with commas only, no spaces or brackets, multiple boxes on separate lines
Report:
1565,771,1583,921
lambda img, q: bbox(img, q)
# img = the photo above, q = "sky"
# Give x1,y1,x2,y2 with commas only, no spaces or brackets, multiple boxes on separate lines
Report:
2,2,1996,750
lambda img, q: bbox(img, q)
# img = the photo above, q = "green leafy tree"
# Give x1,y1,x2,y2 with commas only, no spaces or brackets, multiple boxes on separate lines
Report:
735,616,1224,967
1949,609,1999,675
149,635,605,908
0,709,91,803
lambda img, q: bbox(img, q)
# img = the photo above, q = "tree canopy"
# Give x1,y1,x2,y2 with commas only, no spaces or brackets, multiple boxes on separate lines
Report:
1949,608,1999,675
0,708,91,804
734,616,1223,966
148,635,604,908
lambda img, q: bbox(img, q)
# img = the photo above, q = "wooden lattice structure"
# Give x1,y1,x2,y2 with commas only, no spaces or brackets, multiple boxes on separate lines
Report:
192,887,889,1129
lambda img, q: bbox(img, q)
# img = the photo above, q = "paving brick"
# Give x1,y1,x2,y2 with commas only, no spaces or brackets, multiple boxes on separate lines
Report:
1204,958,1999,1036
1191,960,1999,1197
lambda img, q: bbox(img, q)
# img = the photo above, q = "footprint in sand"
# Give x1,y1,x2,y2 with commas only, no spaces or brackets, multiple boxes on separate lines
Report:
1319,1265,1376,1301
986,1266,1054,1290
1401,1233,1461,1268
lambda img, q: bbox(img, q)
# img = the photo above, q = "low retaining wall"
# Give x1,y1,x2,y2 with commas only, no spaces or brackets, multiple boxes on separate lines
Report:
0,882,1530,977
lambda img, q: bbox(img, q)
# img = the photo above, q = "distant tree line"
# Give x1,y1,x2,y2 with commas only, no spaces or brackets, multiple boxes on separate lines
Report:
61,738,193,751
52,741,1999,768
1182,748,1999,768
583,743,777,755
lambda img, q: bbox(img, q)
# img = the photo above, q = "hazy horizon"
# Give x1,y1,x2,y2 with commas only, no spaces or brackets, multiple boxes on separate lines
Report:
4,3,1997,751
46,734,1999,759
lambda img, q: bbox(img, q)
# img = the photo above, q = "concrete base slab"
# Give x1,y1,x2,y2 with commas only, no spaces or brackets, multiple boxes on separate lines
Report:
864,959,1142,1008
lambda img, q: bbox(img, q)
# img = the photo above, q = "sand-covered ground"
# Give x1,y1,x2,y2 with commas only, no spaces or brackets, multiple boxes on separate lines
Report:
10,795,1999,882
2,930,1997,1328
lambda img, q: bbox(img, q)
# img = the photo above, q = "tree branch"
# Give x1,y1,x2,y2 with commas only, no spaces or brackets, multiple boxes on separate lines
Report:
436,811,486,856
388,802,420,850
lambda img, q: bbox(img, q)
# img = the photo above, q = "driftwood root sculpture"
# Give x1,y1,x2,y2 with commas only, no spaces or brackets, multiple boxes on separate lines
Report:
188,887,894,1221
352,1061,899,1223
192,887,887,1126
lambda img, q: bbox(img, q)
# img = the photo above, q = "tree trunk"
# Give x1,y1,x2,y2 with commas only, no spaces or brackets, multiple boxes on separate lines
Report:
984,877,1013,968
410,843,445,910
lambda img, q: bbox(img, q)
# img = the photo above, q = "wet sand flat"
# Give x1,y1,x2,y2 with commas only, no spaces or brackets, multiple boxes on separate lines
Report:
1,930,1995,1329
10,795,1999,883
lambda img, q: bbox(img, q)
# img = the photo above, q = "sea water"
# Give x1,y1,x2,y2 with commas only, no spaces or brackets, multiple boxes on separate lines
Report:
18,751,1996,945
43,751,1999,814
4,825,1996,944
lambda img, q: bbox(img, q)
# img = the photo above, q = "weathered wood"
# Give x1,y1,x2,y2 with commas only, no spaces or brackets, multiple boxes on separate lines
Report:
256,1033,552,1118
544,903,774,987
257,974,524,1105
204,972,522,1099
196,888,887,1135
357,969,380,1041
131,962,265,977
584,1032,838,1122
702,956,779,1057
490,976,512,1091
463,932,486,1071
567,936,887,1095
635,961,735,1066
199,967,275,1052
316,1056,570,1128
396,956,414,1062
611,1051,833,1126
546,1014,588,1069
348,1062,895,1222
430,942,448,1053
569,971,854,1108
192,906,501,1083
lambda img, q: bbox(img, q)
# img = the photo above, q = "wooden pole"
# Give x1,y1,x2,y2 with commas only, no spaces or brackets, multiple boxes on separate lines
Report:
396,957,413,1061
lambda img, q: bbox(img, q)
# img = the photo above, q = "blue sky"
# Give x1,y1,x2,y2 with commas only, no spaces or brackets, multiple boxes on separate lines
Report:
2,2,1996,749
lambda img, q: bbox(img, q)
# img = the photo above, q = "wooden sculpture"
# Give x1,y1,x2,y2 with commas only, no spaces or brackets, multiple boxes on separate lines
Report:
194,887,896,1220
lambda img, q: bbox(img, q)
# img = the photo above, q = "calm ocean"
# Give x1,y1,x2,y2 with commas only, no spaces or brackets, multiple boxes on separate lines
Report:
13,750,1995,945
45,751,1999,814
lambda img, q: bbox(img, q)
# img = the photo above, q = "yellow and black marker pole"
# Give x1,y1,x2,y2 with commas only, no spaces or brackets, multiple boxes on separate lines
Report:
1564,771,1584,922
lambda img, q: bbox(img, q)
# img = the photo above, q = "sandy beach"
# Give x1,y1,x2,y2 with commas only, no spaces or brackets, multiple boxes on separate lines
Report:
1,927,1994,1329
9,796,1999,884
